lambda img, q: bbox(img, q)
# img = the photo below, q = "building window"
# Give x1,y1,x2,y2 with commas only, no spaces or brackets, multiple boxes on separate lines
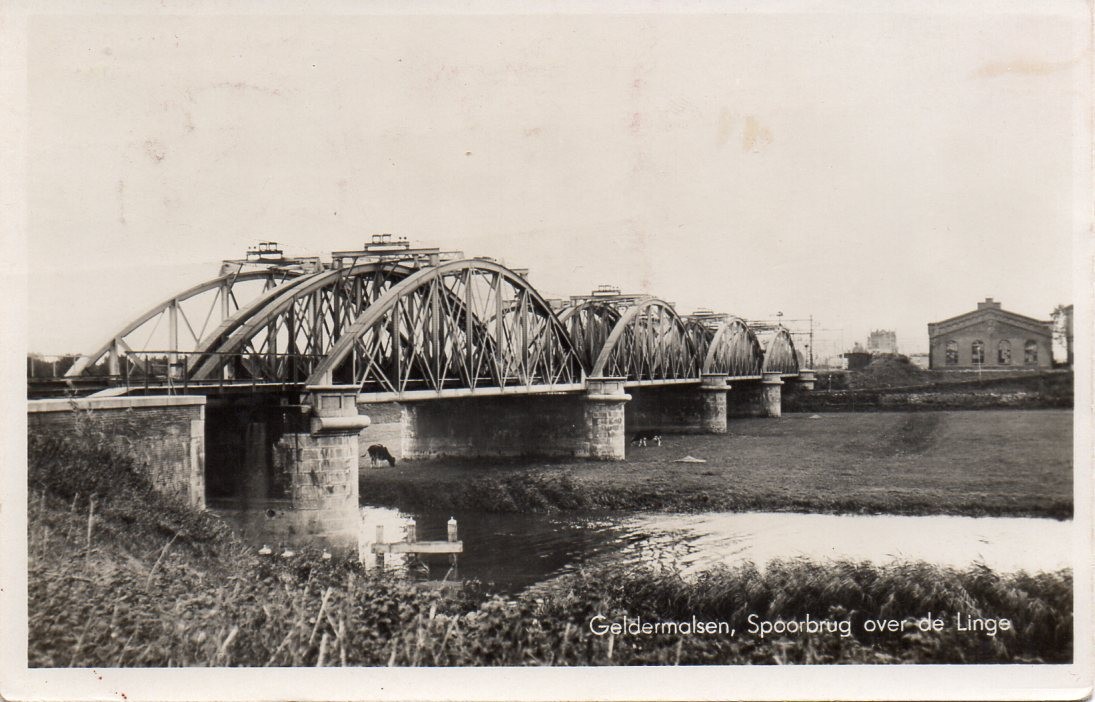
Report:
971,340,985,365
997,340,1011,365
1025,340,1038,364
945,340,958,365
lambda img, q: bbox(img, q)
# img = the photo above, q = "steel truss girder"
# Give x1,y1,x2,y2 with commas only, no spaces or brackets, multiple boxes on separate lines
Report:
64,268,303,378
702,316,765,378
190,262,418,383
759,326,801,376
306,259,584,396
556,300,623,372
588,298,704,381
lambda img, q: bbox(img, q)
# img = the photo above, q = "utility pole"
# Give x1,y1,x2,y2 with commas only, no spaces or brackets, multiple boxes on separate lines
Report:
809,314,814,368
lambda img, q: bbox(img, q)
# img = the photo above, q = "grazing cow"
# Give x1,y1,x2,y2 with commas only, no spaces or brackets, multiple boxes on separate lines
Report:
631,431,662,447
367,444,397,467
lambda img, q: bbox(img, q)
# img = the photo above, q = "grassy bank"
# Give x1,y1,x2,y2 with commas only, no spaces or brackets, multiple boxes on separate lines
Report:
359,410,1073,518
28,431,1073,666
790,365,1073,412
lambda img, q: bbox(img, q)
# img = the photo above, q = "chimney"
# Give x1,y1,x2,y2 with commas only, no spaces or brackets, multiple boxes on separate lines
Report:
977,297,1001,311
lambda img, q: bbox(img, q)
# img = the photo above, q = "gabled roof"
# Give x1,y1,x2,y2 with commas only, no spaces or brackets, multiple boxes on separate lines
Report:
928,306,1051,338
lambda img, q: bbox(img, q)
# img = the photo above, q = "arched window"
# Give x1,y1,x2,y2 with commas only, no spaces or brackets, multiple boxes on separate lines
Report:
945,340,958,365
997,339,1011,365
971,340,985,365
1024,340,1038,364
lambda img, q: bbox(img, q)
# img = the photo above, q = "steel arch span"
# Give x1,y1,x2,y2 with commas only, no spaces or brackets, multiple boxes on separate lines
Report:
64,265,308,379
556,298,624,372
585,298,705,384
188,262,418,383
700,316,765,378
58,242,810,398
307,259,585,400
758,326,802,376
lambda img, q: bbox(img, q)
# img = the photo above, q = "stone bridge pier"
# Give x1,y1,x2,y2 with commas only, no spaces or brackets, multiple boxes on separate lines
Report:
205,386,369,552
729,371,816,419
400,377,631,461
728,373,782,418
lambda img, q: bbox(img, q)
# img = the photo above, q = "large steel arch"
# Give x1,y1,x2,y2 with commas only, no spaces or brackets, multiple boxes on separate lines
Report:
758,327,801,376
307,259,585,399
188,262,417,383
65,267,305,378
589,298,704,383
702,316,764,378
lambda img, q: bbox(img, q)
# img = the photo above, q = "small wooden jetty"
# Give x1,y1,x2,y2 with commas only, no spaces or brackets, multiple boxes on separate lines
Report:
371,517,463,561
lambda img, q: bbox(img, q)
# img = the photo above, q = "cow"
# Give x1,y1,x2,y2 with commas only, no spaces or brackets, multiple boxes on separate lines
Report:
367,444,397,467
631,431,662,447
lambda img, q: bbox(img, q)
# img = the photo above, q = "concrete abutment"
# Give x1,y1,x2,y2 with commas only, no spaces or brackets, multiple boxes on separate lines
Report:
28,395,207,509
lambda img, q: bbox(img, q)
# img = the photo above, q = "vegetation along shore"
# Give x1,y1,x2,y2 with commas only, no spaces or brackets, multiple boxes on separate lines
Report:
27,429,1072,666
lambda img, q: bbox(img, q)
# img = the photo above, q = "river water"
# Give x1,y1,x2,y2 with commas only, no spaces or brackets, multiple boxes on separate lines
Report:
359,506,1072,592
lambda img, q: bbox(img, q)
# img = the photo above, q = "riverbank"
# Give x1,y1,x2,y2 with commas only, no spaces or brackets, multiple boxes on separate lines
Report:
358,409,1073,519
27,433,1072,666
785,369,1072,412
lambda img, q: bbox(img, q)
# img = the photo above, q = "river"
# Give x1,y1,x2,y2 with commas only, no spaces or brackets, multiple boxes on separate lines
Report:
359,506,1072,592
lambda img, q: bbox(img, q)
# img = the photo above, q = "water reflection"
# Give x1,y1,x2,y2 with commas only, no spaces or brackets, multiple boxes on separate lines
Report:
359,507,1072,592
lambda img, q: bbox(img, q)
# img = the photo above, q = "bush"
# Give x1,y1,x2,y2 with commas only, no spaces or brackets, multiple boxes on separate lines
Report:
28,417,229,548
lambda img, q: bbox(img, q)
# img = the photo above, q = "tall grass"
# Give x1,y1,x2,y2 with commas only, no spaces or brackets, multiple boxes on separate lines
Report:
28,428,1072,666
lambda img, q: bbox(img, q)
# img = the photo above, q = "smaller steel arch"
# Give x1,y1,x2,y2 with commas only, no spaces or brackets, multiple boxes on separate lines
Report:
589,298,703,381
701,316,764,377
65,268,303,377
555,299,625,374
759,326,801,376
184,270,332,373
189,262,417,381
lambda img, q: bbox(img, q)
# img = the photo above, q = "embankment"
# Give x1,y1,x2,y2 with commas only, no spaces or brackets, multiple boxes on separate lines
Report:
786,371,1072,412
27,424,1073,666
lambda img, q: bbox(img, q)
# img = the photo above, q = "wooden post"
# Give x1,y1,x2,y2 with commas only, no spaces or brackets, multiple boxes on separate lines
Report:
405,518,417,543
447,517,458,542
375,524,384,569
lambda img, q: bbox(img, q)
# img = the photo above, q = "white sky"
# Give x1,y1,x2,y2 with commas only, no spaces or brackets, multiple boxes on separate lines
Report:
24,5,1087,356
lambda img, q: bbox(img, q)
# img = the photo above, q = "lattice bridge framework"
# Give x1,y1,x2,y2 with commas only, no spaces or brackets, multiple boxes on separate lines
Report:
65,237,805,401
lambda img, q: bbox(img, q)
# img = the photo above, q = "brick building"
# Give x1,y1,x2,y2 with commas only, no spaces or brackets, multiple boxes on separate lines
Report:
928,298,1052,370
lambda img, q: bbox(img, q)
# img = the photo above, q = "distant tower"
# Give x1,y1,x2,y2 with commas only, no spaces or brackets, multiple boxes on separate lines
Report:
867,330,897,355
1051,305,1073,367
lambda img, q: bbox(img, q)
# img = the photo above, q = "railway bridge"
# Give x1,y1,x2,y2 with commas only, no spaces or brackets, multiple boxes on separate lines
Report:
35,237,815,547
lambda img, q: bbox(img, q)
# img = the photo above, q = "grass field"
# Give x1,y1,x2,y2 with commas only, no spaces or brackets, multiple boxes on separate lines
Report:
26,414,1074,666
358,409,1073,518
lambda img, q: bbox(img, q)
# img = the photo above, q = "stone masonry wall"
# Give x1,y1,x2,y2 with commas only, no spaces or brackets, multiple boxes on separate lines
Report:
728,382,765,418
626,385,709,433
275,433,360,513
28,396,206,509
258,431,361,546
582,391,628,460
402,394,588,459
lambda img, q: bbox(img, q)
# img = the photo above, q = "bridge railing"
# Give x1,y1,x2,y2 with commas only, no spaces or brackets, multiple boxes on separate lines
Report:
92,350,329,395
69,349,588,398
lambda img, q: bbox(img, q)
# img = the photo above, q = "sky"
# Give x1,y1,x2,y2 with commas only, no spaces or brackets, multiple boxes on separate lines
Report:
23,4,1088,357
